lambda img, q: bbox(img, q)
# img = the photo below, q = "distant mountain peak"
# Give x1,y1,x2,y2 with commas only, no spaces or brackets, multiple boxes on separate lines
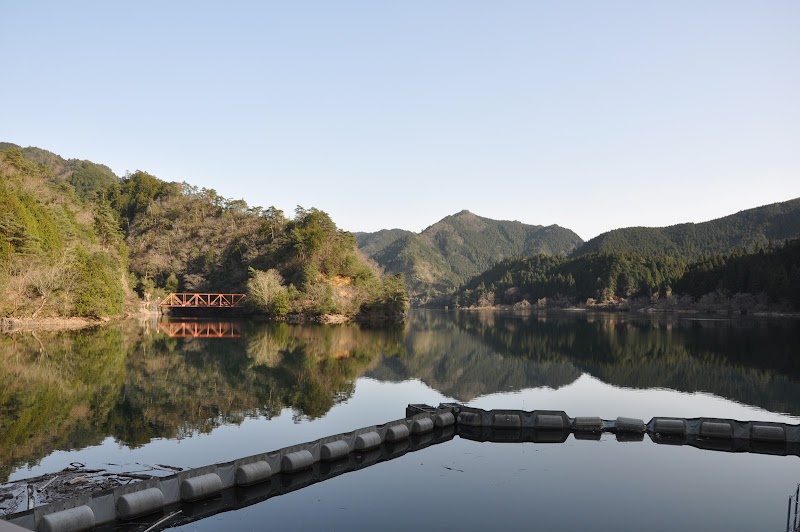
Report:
356,212,584,303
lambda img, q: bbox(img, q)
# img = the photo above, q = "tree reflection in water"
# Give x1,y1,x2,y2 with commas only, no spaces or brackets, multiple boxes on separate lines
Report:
1,311,799,483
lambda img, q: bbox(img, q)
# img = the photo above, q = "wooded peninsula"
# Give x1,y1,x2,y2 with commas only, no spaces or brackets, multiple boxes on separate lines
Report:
0,143,407,326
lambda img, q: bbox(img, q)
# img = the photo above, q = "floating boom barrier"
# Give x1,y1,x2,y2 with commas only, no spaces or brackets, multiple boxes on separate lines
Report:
3,404,799,532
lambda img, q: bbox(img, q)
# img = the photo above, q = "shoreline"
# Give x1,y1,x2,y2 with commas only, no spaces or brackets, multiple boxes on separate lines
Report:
0,316,112,333
5,305,796,335
0,310,402,334
444,305,800,319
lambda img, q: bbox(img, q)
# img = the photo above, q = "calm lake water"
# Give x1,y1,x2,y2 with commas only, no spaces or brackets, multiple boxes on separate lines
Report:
2,310,800,531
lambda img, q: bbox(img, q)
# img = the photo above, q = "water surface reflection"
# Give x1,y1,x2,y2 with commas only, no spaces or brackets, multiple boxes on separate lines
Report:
2,311,799,485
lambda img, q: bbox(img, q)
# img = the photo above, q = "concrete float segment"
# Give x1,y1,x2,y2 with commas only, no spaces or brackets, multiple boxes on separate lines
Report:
235,461,273,486
412,417,434,433
573,417,603,432
38,506,95,532
457,411,482,427
321,440,350,461
534,414,565,430
282,450,315,473
180,473,223,502
355,431,382,451
701,421,734,439
116,487,165,520
653,418,686,435
434,412,456,428
616,417,646,433
493,413,521,429
751,425,786,442
385,424,410,442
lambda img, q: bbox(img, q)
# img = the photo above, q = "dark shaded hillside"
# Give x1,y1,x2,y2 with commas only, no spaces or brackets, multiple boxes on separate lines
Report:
453,239,800,312
576,198,800,259
674,239,800,306
357,210,583,303
454,253,688,307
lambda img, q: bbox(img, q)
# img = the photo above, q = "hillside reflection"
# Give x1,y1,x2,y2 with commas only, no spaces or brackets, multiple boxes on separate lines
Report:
1,311,799,482
0,321,400,481
372,311,800,413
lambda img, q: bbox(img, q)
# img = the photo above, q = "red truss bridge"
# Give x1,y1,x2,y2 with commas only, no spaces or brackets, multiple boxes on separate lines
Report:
159,293,247,308
159,321,241,338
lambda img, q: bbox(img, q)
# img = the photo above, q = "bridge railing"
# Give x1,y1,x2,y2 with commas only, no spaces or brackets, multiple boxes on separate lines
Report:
159,293,247,308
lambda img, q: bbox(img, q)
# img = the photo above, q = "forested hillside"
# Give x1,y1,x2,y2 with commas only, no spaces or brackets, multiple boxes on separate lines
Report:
118,173,405,320
0,147,128,318
453,239,800,312
454,253,686,308
0,143,118,201
0,143,406,322
357,210,582,303
5,140,798,319
575,198,800,259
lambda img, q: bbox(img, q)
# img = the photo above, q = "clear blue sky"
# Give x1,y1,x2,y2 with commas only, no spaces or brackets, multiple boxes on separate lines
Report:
2,1,798,239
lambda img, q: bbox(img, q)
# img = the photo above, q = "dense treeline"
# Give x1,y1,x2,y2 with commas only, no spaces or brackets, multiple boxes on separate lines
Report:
453,253,687,308
0,142,118,201
453,239,800,312
0,143,407,322
576,198,800,259
118,173,406,320
675,240,800,307
0,148,127,318
359,198,800,306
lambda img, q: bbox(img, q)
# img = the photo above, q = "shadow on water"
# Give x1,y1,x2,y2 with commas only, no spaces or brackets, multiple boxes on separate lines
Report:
1,310,799,483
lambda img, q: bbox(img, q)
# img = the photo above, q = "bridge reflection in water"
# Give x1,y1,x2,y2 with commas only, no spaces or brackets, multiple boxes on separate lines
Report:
159,320,241,338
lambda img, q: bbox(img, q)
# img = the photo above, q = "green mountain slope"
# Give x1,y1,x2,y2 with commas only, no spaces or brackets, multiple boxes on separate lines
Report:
0,147,129,318
357,210,583,303
452,239,800,311
576,198,800,259
0,142,118,201
355,228,415,257
113,175,406,320
1,142,406,321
